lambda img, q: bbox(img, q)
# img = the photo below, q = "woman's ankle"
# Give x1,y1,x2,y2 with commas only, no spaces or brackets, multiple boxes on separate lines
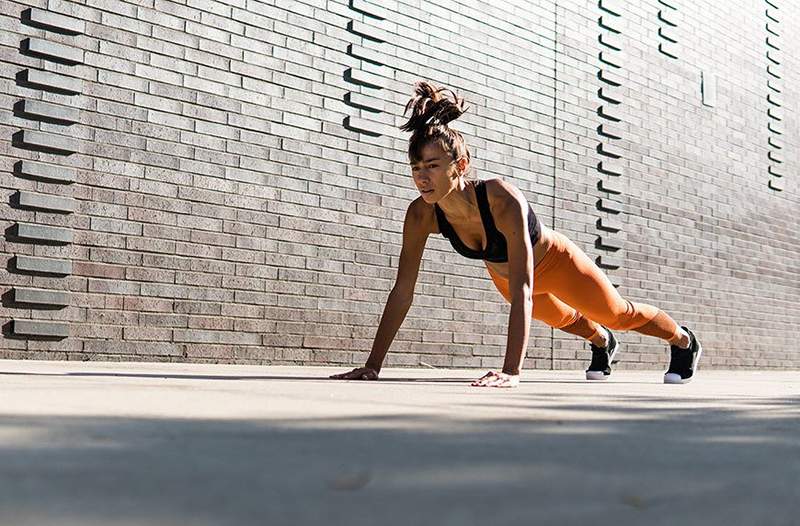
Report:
589,327,609,348
669,327,691,349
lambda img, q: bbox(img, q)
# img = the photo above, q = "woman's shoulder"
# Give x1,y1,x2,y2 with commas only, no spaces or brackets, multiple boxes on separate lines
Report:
409,195,440,234
482,178,528,214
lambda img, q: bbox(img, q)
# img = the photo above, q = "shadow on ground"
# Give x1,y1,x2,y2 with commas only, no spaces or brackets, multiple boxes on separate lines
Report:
0,391,798,526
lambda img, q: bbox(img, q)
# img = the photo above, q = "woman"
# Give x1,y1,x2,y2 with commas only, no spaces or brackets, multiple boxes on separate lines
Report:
331,81,702,388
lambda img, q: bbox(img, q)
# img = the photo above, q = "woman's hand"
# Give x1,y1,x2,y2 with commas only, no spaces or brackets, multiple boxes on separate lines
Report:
471,370,519,388
329,367,379,381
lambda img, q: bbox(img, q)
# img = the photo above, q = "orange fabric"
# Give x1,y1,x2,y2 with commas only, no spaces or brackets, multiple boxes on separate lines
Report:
486,231,680,341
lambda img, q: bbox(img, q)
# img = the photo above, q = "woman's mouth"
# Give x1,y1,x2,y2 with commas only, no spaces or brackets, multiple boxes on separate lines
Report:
421,189,434,195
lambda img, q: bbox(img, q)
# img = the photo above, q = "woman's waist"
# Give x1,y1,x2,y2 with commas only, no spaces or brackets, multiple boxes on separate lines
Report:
484,225,558,279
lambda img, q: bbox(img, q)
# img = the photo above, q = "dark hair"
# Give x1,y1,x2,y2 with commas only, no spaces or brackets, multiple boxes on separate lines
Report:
400,81,473,178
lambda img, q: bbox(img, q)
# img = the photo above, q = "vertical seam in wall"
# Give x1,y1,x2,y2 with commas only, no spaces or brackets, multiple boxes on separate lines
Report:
550,0,559,370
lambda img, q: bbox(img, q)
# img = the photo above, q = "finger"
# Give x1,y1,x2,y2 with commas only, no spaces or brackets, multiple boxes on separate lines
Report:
486,376,504,387
472,371,496,386
492,376,518,388
472,373,495,386
489,374,514,387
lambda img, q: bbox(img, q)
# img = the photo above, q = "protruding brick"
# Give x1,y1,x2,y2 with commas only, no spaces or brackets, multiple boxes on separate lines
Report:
598,178,623,195
598,159,624,176
347,44,384,65
349,0,388,19
701,70,717,107
768,106,783,121
765,9,779,24
15,223,73,244
768,120,783,134
23,70,83,94
768,150,783,163
598,15,622,33
598,122,623,139
768,178,784,191
598,105,622,122
597,216,623,232
598,50,622,68
598,141,623,158
24,8,85,34
767,64,781,79
18,191,77,213
598,68,623,86
766,22,779,38
767,49,781,65
23,38,84,65
768,136,783,150
596,254,622,269
346,68,385,89
597,198,623,214
595,232,622,250
658,26,677,43
347,20,388,42
658,9,678,27
599,32,622,51
20,100,80,124
17,160,76,183
599,0,623,17
344,116,393,137
17,130,78,154
598,86,622,104
13,287,69,307
14,255,73,275
345,92,385,112
658,41,678,59
12,320,69,338
766,35,780,50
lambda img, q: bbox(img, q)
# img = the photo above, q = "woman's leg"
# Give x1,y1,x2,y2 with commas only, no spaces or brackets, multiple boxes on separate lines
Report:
535,232,683,343
486,264,603,341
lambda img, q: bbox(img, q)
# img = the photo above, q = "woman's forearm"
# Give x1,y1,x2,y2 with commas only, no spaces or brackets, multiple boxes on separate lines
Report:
364,289,413,372
502,288,532,375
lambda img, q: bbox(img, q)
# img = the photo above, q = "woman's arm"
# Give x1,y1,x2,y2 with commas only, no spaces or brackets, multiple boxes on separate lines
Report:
331,199,430,379
475,180,534,385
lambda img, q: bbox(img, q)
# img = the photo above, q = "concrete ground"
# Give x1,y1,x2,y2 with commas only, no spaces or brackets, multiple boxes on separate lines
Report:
0,360,797,526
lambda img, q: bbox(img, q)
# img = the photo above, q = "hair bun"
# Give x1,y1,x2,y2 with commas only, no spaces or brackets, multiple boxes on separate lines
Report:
400,81,468,133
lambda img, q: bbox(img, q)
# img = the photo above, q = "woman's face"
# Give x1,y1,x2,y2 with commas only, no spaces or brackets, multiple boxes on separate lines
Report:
410,142,463,203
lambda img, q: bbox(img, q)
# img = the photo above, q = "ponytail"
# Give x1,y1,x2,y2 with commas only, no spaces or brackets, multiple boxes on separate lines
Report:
400,81,473,178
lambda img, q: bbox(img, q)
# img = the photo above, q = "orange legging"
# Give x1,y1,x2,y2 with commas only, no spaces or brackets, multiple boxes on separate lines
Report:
486,231,680,341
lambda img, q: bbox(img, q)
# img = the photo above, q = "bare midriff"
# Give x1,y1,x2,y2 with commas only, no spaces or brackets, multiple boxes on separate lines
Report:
484,223,555,281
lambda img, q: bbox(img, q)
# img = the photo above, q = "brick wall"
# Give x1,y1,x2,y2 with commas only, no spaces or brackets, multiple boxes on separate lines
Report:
1,0,798,369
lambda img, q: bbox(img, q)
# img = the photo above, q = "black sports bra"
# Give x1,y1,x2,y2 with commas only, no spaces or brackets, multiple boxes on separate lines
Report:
433,179,541,263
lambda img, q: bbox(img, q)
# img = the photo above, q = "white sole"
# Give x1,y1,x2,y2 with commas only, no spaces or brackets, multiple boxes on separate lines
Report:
664,340,703,384
585,337,619,381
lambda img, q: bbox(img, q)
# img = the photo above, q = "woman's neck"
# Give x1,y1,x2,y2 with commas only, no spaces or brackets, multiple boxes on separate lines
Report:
436,179,478,222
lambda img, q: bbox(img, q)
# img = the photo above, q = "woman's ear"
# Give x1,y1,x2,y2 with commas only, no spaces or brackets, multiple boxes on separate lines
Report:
456,156,468,175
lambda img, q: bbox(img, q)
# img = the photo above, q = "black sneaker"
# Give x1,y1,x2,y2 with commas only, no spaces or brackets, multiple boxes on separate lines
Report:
586,327,619,380
664,326,703,384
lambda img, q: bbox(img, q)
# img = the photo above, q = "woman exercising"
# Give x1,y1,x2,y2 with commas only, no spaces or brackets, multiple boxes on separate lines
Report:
331,81,702,388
